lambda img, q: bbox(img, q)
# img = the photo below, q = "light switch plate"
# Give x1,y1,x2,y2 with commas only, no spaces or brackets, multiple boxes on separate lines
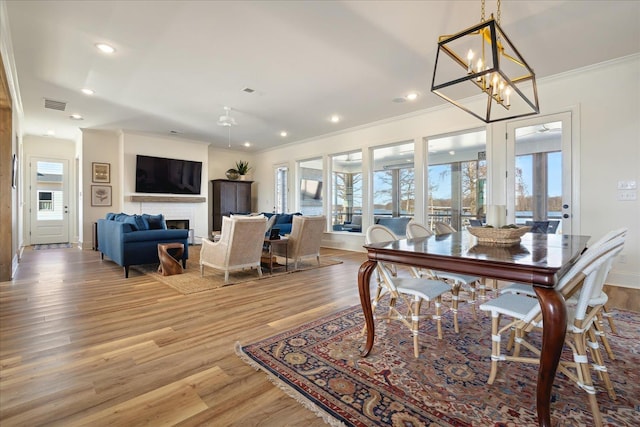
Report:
617,180,637,190
617,190,637,201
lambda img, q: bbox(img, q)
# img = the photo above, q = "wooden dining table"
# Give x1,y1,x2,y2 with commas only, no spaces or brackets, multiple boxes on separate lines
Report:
357,231,590,427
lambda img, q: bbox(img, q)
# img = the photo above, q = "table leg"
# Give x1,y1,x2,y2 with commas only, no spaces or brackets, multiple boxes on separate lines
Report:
533,286,567,427
358,260,377,357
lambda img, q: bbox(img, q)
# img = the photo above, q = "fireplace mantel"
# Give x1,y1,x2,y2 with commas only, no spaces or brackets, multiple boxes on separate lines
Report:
130,195,206,203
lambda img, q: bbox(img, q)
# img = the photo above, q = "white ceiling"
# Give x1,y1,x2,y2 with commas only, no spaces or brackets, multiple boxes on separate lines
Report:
5,1,640,151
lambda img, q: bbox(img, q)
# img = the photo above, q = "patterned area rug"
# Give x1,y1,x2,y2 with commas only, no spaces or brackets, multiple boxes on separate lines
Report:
32,243,73,250
131,246,342,294
237,301,640,426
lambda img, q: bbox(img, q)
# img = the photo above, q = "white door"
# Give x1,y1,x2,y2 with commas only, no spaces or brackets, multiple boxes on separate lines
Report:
30,157,70,244
506,112,574,234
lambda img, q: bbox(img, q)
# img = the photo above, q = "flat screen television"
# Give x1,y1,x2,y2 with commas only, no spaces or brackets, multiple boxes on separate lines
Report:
135,155,202,195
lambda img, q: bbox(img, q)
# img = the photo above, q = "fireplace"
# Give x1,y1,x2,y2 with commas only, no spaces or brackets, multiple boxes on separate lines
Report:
165,219,194,245
166,219,189,230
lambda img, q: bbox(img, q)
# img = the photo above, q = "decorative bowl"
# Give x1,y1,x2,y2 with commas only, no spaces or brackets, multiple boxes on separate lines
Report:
467,226,531,246
225,169,240,180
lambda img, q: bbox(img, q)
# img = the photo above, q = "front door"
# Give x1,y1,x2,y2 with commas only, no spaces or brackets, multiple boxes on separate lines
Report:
30,157,70,244
506,112,574,234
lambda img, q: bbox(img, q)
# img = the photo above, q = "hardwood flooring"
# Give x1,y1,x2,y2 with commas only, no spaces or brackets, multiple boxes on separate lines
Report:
1,246,637,426
1,246,365,426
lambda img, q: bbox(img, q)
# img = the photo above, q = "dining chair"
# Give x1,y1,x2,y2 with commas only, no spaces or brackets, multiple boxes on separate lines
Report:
365,224,452,358
406,221,484,329
500,227,627,359
525,220,550,234
479,235,625,427
434,221,457,235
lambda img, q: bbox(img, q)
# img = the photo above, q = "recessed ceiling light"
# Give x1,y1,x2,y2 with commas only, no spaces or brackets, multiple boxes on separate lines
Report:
95,43,115,54
406,92,419,101
449,150,455,155
46,129,55,136
70,114,84,120
243,142,251,147
330,115,340,123
280,131,288,137
81,88,94,95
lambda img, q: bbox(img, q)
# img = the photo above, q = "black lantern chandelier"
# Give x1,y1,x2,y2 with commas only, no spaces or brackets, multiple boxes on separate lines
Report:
431,0,539,123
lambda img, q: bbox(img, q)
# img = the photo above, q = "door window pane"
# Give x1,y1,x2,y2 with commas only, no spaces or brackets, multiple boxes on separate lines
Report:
514,120,562,232
274,166,288,213
36,161,64,220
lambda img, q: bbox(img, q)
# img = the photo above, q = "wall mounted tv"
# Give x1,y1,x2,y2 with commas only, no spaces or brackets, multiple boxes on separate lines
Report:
135,155,202,195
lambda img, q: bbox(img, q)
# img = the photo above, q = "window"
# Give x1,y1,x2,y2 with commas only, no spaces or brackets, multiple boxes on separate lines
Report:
427,129,486,230
36,161,64,221
274,165,288,213
331,151,362,231
298,158,323,215
38,191,54,211
372,142,415,218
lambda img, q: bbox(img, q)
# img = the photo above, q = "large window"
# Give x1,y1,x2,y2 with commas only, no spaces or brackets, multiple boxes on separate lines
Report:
298,158,323,215
331,151,362,231
372,142,415,218
427,130,486,231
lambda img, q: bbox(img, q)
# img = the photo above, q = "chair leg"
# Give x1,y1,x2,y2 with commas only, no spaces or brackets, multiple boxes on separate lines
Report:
571,329,604,427
450,283,461,333
316,254,320,265
587,326,616,400
224,271,229,283
257,266,263,278
412,296,422,358
200,264,204,277
434,297,443,340
487,313,501,385
602,305,617,334
594,311,615,360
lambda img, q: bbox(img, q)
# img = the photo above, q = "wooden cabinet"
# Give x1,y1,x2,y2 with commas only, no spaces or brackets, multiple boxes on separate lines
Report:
211,179,253,231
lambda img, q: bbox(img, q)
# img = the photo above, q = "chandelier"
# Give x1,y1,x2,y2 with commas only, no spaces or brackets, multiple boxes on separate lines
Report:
431,0,539,123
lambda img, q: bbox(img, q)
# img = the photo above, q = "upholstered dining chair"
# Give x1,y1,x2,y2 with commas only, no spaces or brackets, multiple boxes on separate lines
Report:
434,221,457,235
272,215,325,270
479,235,625,427
500,227,628,359
406,221,484,328
200,215,267,283
365,224,451,358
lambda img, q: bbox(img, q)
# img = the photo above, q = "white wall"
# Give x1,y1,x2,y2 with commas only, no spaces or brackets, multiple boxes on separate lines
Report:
247,55,640,289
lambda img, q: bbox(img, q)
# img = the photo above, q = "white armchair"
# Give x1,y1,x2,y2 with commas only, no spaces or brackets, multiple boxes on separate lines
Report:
200,215,267,283
273,215,325,270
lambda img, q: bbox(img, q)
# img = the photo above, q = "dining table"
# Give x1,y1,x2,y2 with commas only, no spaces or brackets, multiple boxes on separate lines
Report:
357,231,590,427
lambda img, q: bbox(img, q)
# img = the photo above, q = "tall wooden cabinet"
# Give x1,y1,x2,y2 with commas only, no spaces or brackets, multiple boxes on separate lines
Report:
211,179,253,231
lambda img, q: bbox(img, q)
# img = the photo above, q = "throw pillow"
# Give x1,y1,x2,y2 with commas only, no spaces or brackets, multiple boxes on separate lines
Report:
123,215,140,231
143,213,166,230
276,213,293,224
105,212,116,220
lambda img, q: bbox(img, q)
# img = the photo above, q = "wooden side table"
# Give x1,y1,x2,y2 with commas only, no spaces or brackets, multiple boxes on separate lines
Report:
157,242,184,276
262,238,288,274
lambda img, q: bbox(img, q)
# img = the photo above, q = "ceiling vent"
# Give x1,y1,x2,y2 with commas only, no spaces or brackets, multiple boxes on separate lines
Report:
242,87,255,93
44,98,67,111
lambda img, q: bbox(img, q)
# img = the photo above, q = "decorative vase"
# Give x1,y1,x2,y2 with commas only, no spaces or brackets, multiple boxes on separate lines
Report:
226,169,240,180
239,175,247,181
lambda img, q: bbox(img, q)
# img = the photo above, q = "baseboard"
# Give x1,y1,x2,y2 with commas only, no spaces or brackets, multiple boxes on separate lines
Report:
604,284,640,313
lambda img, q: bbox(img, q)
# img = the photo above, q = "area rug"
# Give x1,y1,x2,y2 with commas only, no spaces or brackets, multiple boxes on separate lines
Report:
132,246,342,294
32,243,73,250
237,302,640,426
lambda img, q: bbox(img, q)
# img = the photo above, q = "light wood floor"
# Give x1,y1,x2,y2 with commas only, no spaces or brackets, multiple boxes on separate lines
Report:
1,247,637,426
1,246,367,426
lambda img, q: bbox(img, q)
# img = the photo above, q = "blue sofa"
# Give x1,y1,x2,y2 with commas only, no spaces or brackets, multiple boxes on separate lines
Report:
97,213,189,278
261,212,302,236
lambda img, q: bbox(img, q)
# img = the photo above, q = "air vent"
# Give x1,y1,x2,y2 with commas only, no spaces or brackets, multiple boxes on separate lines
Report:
242,87,255,93
44,98,67,111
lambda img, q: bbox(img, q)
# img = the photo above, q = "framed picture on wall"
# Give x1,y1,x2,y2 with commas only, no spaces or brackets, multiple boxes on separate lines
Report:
92,162,110,183
91,185,112,206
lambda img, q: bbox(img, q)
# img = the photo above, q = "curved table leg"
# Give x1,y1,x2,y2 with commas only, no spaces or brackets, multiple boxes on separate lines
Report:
358,260,377,357
533,286,567,427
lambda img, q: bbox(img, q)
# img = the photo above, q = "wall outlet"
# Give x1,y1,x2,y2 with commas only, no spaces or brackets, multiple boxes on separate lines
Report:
617,190,637,201
617,180,637,190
